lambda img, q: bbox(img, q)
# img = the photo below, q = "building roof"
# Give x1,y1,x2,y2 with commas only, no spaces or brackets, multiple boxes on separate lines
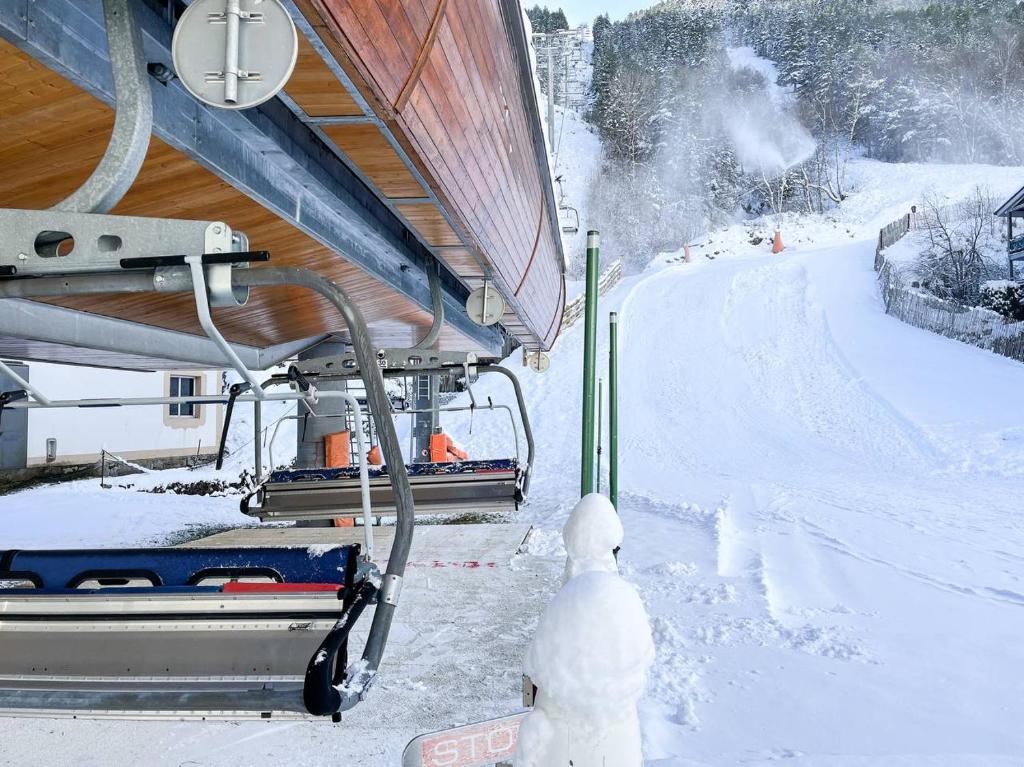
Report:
995,185,1024,217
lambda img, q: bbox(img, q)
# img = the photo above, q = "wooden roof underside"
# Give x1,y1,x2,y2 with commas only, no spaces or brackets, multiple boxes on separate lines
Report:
0,0,565,367
298,0,567,350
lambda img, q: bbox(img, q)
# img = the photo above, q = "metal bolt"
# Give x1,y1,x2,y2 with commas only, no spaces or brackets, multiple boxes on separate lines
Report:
17,253,28,261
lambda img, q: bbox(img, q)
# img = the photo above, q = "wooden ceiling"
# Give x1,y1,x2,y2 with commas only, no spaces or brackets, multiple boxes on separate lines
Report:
0,0,566,362
303,0,567,350
0,37,476,352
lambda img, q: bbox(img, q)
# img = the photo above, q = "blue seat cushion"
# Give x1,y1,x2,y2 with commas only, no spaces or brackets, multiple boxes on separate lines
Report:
0,546,358,589
0,586,224,596
270,458,518,484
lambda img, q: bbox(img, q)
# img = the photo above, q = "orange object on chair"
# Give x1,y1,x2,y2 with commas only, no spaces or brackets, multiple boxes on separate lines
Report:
367,445,383,465
429,431,468,463
323,431,351,469
323,432,354,527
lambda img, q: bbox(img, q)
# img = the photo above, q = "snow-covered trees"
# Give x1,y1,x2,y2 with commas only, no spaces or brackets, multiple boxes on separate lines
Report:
734,0,1024,166
916,188,1004,306
580,0,1024,269
525,6,568,34
585,5,734,266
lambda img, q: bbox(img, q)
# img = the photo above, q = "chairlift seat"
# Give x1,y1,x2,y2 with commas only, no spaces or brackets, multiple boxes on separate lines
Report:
0,545,370,719
558,205,580,234
1,545,357,589
247,459,524,522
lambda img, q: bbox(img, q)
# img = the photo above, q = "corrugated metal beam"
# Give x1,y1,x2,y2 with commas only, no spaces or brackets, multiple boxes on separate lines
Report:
0,0,501,354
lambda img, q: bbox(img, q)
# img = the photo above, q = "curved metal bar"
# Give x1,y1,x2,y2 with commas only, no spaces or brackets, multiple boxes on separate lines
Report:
478,365,535,497
261,393,375,563
186,256,265,397
412,257,444,350
51,0,152,214
0,359,50,406
215,382,251,469
234,267,413,711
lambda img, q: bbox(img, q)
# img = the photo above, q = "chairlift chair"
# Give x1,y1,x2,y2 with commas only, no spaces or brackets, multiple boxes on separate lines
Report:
243,364,535,522
0,0,414,719
553,176,580,235
0,546,374,719
559,205,580,234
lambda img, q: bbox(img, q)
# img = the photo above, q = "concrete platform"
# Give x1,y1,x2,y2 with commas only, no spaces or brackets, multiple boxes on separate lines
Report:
187,523,533,568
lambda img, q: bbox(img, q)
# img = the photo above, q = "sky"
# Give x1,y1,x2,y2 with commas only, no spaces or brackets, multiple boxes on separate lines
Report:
557,0,653,25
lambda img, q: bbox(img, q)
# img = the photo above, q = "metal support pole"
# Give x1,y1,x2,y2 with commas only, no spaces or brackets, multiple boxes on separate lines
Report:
296,340,350,470
411,374,438,462
581,231,600,497
596,377,603,494
609,311,619,511
253,399,263,481
223,0,242,105
546,43,556,147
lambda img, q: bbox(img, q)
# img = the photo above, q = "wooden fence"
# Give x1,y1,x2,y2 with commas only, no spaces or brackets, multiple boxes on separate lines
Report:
874,212,1024,363
561,260,624,330
875,213,912,270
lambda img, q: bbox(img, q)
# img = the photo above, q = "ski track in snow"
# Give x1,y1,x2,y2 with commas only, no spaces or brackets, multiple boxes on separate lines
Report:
612,232,1024,764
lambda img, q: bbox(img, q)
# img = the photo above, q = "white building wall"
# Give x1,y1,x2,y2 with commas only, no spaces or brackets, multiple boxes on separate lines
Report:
25,363,223,466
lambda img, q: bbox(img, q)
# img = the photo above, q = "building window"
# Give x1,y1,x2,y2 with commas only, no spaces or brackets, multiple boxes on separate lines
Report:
169,375,200,418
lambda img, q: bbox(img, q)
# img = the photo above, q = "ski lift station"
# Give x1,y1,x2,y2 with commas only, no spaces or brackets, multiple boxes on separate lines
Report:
0,0,568,724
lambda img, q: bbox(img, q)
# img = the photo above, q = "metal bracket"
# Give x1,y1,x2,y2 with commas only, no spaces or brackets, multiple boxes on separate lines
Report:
297,349,490,378
0,360,49,406
0,209,241,278
51,0,152,215
379,574,403,607
204,2,267,102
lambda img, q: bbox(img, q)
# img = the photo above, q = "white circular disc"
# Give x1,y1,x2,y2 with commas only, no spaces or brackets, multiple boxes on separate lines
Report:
528,353,551,373
466,285,506,326
172,0,298,111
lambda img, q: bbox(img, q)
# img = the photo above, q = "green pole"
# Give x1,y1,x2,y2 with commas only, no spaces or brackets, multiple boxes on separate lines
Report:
609,311,619,511
596,377,603,494
581,230,600,497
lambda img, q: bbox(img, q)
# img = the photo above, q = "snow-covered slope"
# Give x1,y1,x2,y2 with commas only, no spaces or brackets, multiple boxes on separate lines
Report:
437,158,1024,765
2,160,1023,765
552,104,602,273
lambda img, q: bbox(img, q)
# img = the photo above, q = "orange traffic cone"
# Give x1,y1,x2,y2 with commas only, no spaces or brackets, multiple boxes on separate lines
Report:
772,230,785,254
683,244,693,263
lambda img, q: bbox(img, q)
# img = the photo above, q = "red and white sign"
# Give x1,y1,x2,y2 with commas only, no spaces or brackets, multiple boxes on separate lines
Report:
403,713,527,767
